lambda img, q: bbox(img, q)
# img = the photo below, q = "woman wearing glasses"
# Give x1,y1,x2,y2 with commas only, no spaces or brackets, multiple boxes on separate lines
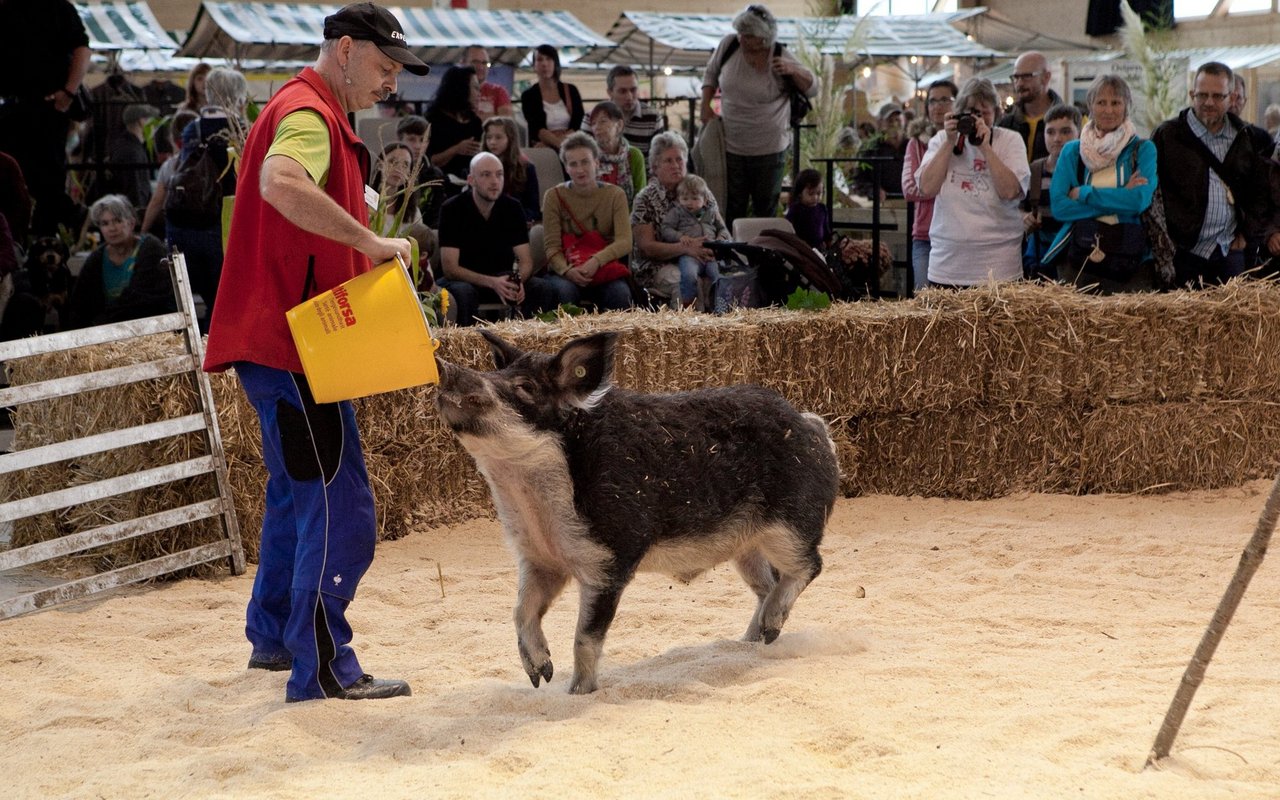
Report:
902,79,958,291
1045,73,1158,293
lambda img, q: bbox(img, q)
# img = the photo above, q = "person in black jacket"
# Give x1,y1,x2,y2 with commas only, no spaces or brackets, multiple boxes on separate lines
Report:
66,194,173,329
1152,62,1280,286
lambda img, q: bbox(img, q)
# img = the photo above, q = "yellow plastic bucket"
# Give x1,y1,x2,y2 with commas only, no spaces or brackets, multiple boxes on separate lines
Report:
286,255,438,403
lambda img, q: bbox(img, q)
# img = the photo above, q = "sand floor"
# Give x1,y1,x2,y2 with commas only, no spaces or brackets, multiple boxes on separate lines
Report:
2,483,1279,799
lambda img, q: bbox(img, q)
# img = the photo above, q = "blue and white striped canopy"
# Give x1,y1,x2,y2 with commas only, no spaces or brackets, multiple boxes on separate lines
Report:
176,2,612,66
575,10,1003,71
77,0,177,51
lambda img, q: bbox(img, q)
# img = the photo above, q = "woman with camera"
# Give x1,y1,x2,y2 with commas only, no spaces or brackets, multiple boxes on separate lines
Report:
916,77,1030,287
1044,74,1157,293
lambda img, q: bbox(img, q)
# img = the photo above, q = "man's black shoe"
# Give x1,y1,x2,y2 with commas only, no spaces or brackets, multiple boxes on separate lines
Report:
247,654,291,672
285,675,412,702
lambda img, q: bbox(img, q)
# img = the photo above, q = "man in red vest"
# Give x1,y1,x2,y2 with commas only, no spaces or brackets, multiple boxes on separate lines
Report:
203,3,428,703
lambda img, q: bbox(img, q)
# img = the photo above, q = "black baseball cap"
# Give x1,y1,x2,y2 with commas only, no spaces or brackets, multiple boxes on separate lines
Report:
323,3,430,76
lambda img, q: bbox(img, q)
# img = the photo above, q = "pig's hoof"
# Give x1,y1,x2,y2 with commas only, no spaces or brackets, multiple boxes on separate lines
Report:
568,675,597,695
526,660,554,688
520,644,553,687
762,627,780,644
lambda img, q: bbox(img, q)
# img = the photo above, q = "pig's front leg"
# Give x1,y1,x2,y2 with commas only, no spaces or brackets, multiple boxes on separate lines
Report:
569,583,626,694
516,561,570,688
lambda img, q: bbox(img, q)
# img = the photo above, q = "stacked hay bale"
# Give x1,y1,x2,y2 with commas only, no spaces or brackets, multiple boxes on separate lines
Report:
8,282,1280,569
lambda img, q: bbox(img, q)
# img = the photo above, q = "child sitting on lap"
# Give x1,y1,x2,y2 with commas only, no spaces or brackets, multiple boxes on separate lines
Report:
659,174,730,310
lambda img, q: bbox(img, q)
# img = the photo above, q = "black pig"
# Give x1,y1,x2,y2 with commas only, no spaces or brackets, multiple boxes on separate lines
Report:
434,330,839,694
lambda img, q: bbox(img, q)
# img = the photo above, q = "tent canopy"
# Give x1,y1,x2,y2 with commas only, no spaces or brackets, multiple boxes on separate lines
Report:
574,9,1004,72
980,44,1280,84
176,2,612,67
78,0,177,51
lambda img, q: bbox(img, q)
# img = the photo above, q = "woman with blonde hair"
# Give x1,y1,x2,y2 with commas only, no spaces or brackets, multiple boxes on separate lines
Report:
1046,73,1157,293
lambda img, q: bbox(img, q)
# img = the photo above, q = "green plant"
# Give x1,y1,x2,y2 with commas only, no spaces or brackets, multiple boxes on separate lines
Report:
1119,0,1182,131
792,1,876,175
535,303,587,323
785,287,831,310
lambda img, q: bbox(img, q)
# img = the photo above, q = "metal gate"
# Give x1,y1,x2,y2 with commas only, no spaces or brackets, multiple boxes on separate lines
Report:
0,251,244,619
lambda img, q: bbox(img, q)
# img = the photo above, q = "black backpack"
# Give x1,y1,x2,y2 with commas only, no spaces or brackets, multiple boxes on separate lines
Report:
164,126,224,226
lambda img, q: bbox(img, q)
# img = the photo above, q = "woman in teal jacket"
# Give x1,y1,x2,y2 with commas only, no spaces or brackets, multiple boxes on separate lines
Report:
1047,74,1158,293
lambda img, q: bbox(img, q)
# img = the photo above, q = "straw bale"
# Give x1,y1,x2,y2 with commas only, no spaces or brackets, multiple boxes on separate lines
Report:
10,285,1280,573
914,281,1280,406
844,403,1081,499
1078,400,1280,493
753,302,987,416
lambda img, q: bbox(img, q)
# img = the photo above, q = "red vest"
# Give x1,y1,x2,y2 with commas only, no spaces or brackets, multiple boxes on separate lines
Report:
203,67,372,374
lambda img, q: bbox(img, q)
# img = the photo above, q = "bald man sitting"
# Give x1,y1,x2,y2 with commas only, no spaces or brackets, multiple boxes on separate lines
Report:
436,152,556,325
997,51,1066,162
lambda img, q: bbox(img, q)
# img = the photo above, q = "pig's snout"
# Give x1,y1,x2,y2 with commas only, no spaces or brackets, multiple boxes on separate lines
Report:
435,357,457,388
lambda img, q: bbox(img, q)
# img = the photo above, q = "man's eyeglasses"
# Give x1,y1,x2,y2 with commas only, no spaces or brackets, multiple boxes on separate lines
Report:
1192,92,1229,102
1011,71,1043,81
469,60,491,68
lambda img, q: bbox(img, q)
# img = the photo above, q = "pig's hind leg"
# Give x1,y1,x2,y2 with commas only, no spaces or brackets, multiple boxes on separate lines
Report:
516,561,570,688
755,524,823,644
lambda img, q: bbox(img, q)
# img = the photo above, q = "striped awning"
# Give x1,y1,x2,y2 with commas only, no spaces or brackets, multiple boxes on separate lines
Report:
77,1,178,51
176,2,612,66
574,10,1003,72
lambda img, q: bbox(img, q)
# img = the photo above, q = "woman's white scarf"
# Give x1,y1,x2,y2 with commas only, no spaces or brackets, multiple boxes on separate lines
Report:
1078,118,1137,174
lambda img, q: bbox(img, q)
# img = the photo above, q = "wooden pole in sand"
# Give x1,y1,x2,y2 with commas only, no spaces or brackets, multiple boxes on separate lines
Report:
1146,470,1280,768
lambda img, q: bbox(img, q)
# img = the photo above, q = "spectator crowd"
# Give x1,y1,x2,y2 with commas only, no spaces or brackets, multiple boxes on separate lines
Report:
6,1,1280,340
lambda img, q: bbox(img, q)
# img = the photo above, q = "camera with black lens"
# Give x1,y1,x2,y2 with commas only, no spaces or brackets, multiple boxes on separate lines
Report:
950,109,984,155
954,110,983,145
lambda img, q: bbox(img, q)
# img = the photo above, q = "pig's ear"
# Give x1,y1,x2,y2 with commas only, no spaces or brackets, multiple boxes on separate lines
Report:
552,332,617,404
479,329,523,369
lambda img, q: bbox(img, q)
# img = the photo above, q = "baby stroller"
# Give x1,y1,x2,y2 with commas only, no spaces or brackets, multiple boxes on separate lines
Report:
705,228,856,312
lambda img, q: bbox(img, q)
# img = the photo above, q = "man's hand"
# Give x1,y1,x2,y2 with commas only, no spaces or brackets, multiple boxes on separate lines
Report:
46,88,73,113
361,236,413,266
490,273,525,303
1267,231,1280,256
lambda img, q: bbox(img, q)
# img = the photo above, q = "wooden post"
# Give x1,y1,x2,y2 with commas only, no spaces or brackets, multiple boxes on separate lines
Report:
1146,469,1280,767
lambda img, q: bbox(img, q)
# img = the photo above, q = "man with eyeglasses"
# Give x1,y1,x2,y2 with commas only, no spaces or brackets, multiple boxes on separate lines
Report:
586,65,666,159
996,51,1063,163
1152,61,1280,285
462,45,512,121
1227,73,1276,160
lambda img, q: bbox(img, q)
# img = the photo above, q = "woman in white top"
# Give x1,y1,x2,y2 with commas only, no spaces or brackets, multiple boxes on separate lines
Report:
519,44,584,151
916,77,1030,287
